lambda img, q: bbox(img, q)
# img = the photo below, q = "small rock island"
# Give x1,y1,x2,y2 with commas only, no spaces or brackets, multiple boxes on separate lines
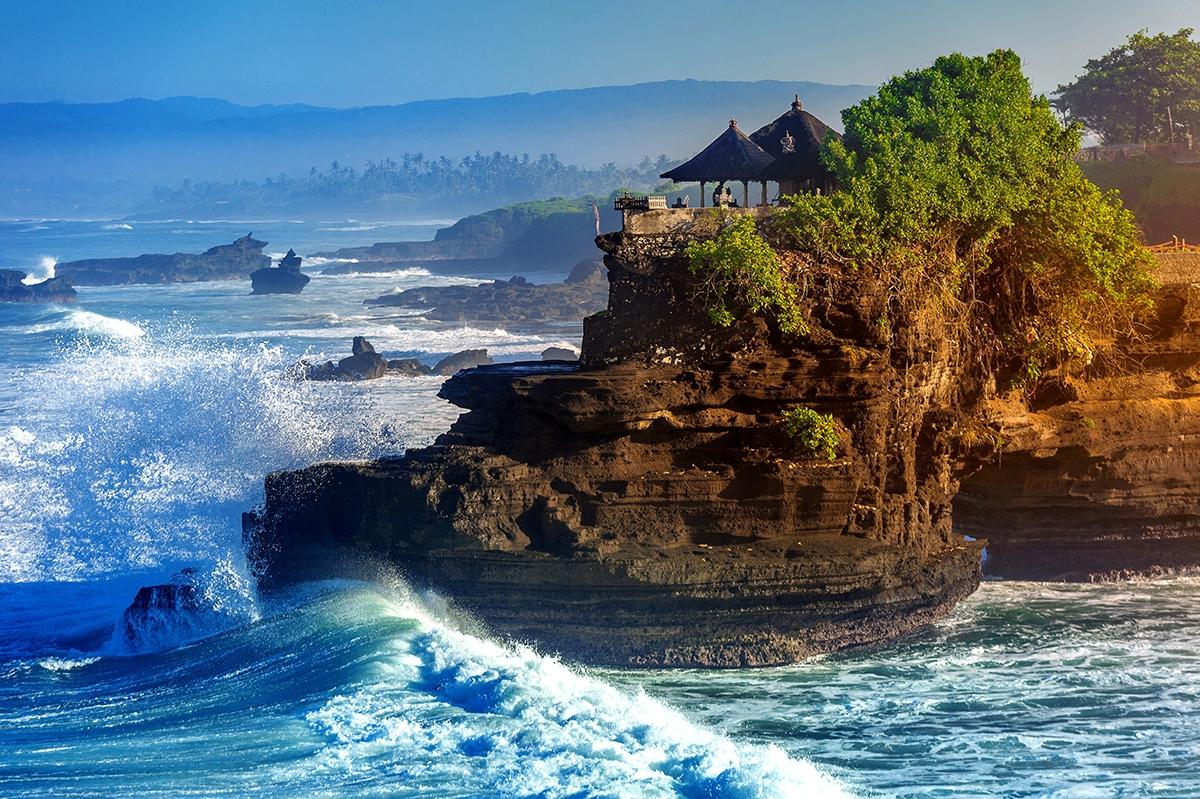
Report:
364,259,607,325
300,336,493,381
56,233,270,286
250,248,310,295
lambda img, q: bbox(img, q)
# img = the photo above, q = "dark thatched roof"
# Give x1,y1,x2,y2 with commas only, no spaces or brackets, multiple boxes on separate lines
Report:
660,119,775,182
750,96,841,183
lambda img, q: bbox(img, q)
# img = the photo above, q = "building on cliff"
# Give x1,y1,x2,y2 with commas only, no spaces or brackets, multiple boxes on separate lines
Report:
659,96,842,208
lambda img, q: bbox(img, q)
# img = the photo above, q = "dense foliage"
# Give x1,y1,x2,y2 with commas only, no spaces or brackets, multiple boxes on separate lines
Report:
1082,158,1200,242
685,215,806,334
149,152,677,215
1055,29,1200,144
782,407,840,462
772,50,1154,374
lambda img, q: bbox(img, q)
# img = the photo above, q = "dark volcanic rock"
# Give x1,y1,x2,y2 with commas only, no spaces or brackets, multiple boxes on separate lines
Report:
364,259,607,326
250,248,310,295
119,568,203,650
56,233,270,286
0,269,77,303
432,348,492,376
387,358,431,376
247,223,985,668
302,336,388,381
301,337,487,381
541,346,579,362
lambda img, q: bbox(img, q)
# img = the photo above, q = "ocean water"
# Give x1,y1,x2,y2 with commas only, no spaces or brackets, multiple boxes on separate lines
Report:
1,220,1198,798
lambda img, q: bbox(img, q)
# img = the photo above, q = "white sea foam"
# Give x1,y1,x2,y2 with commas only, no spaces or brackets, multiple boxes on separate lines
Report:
20,256,57,285
101,223,133,231
304,588,853,799
37,656,99,672
26,309,146,339
0,329,442,585
318,222,381,232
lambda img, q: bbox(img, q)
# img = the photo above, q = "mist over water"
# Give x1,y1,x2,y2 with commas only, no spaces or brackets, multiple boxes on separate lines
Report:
1,220,1198,798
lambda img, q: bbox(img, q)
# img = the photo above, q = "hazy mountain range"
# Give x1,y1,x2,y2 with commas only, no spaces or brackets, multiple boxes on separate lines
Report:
0,79,874,217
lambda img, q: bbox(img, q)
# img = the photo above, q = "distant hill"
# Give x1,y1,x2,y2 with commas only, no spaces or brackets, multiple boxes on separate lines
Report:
0,80,873,216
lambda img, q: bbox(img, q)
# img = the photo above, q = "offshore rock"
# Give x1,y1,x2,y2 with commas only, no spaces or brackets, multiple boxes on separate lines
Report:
247,218,984,668
432,348,492,376
955,251,1200,580
57,234,270,286
364,259,607,327
0,269,77,303
299,337,491,381
250,248,310,294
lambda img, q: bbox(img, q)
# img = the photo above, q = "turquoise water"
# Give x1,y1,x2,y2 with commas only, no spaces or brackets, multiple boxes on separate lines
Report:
1,220,1198,798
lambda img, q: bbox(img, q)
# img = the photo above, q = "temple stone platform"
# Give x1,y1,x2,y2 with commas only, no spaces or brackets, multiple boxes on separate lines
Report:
619,206,774,235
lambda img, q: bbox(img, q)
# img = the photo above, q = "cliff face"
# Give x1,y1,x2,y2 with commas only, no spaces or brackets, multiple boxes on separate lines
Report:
955,252,1200,580
246,214,984,667
56,234,270,286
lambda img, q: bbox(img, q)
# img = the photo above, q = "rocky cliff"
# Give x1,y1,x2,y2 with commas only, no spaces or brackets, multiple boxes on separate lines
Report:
246,213,986,667
56,234,271,286
954,251,1200,580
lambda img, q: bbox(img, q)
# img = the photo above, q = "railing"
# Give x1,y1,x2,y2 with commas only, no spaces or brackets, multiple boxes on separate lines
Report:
613,193,668,211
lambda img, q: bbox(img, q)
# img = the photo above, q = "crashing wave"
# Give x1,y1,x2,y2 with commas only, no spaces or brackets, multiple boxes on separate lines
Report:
304,586,853,799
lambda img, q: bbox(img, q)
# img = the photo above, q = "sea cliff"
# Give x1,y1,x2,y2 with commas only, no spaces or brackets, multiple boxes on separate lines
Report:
955,250,1200,580
245,211,987,667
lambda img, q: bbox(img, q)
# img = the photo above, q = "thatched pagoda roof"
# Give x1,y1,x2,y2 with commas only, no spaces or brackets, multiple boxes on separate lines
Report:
750,96,841,183
660,119,775,182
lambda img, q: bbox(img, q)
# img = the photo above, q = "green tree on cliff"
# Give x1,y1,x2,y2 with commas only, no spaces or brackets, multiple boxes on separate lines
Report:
776,49,1154,374
1054,29,1200,144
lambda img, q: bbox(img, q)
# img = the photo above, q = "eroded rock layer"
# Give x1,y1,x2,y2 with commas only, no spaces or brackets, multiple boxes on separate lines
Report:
247,219,984,667
955,252,1200,580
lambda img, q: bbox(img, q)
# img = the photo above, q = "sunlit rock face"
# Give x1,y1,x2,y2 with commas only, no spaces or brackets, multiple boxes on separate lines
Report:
956,252,1200,581
247,219,986,667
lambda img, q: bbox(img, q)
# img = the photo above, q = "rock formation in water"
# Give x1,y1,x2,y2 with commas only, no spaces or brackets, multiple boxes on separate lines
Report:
954,250,1200,580
300,337,493,381
0,269,77,303
250,248,310,295
247,217,986,668
315,200,621,277
541,346,579,362
364,259,607,326
56,234,271,286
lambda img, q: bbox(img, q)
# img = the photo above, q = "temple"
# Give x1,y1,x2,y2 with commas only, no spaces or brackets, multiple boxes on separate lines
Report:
649,96,841,210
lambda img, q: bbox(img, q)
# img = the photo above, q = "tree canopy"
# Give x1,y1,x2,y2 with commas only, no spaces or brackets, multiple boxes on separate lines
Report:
1055,29,1200,144
758,50,1156,376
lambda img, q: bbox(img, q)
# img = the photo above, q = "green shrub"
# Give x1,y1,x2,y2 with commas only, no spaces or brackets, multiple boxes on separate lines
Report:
782,407,840,461
774,50,1155,373
685,215,807,335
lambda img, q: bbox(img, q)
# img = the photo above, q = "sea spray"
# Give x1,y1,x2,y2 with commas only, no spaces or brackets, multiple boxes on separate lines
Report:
19,255,57,284
0,323,421,585
302,585,854,799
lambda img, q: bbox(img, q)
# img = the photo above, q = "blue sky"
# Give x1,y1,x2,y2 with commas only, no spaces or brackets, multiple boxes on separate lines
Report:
2,0,1198,106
